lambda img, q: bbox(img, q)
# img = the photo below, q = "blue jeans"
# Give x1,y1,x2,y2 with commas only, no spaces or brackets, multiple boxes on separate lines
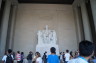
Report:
28,60,32,63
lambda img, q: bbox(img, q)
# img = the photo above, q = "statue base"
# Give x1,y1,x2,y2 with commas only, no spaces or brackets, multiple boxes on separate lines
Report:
36,44,59,57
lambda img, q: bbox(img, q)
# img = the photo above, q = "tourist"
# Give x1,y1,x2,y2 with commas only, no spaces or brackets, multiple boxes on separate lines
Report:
68,40,94,63
60,52,63,63
89,55,96,63
21,52,24,63
2,49,14,63
12,52,16,60
36,52,42,63
65,50,70,63
70,51,73,59
27,51,33,63
16,51,21,63
42,52,47,63
32,52,38,63
74,51,79,58
62,52,65,63
47,47,59,63
59,52,60,59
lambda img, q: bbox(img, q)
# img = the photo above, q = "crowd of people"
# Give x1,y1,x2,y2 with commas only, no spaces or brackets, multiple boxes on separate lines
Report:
1,40,96,63
59,50,79,63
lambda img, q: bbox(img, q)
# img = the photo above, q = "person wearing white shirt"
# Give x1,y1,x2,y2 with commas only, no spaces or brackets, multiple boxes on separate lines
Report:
60,52,63,63
68,40,94,63
65,50,70,63
2,49,14,63
36,52,42,63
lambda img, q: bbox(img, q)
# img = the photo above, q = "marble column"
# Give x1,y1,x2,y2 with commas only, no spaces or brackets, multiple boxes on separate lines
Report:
9,5,17,49
90,0,96,30
0,0,12,59
80,0,92,41
73,6,82,43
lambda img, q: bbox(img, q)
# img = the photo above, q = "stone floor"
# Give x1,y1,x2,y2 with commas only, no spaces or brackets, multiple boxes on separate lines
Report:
14,59,64,63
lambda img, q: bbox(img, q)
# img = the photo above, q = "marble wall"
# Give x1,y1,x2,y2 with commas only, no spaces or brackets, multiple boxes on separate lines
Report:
13,4,77,56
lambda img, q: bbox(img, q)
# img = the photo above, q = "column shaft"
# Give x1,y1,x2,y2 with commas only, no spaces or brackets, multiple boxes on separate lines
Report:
0,0,11,58
80,1,92,41
9,5,17,49
73,7,83,42
90,0,96,30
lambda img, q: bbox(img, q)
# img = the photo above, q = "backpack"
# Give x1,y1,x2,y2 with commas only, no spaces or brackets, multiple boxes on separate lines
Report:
27,54,32,60
6,55,13,63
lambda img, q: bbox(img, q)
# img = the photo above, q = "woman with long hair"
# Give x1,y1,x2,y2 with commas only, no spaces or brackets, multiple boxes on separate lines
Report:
36,52,42,63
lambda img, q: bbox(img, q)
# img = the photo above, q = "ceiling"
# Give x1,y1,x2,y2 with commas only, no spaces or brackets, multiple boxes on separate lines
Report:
18,0,74,4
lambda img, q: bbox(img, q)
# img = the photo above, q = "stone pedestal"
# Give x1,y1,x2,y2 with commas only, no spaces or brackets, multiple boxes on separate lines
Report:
36,44,59,57
36,25,59,57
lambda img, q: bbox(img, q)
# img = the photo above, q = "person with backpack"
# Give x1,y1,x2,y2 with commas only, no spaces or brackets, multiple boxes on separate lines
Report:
21,52,24,63
2,49,14,63
42,52,47,63
27,51,33,63
62,52,65,63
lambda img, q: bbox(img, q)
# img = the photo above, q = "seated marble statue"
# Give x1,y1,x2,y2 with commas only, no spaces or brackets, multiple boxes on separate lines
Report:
37,25,57,44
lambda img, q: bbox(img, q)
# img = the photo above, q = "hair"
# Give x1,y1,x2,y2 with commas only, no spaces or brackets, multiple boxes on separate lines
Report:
60,52,62,54
29,51,32,54
45,51,47,53
66,50,69,53
50,47,56,53
36,52,41,57
70,51,73,57
21,52,24,55
35,52,39,56
8,49,12,54
70,51,72,54
17,51,20,54
79,40,94,57
44,53,45,55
